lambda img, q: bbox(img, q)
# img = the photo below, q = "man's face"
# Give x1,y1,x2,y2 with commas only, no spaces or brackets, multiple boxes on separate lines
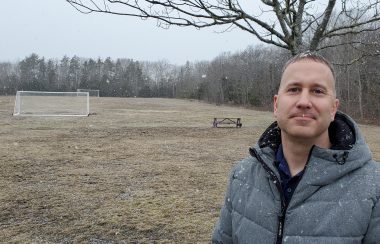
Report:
274,59,339,144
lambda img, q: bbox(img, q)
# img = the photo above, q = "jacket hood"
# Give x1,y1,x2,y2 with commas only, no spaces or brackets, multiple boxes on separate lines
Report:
254,111,373,186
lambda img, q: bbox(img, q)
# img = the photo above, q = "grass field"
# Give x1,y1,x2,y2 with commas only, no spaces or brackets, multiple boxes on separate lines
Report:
1,96,379,243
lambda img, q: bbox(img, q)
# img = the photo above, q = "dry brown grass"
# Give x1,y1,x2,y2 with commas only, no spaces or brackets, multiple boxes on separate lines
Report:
0,97,379,243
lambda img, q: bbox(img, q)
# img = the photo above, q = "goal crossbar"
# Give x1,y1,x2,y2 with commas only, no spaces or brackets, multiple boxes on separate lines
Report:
77,89,99,97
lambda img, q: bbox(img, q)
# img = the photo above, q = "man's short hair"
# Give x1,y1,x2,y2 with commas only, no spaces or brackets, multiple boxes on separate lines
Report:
282,51,336,81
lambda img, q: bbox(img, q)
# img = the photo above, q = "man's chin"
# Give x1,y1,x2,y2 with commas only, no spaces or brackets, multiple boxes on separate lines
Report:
285,127,317,139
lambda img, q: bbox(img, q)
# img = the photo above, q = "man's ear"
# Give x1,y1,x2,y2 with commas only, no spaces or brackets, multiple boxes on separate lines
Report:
331,99,340,121
274,95,278,117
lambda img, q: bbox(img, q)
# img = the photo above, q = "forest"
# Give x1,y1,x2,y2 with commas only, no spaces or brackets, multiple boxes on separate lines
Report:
0,34,379,122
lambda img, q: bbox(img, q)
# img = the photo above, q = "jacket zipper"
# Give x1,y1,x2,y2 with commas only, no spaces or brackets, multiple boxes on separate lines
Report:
249,146,315,244
250,147,287,244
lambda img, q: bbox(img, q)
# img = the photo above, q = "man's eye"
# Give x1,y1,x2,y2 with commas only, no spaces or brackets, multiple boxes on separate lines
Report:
288,87,300,93
313,88,326,95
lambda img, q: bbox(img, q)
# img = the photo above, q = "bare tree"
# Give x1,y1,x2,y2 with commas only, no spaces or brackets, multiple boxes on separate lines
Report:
66,0,379,55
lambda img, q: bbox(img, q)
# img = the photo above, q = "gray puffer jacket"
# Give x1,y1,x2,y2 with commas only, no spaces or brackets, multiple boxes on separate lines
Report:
212,112,380,244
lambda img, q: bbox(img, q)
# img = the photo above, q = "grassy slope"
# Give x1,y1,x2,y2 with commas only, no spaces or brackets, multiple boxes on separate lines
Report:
0,97,378,243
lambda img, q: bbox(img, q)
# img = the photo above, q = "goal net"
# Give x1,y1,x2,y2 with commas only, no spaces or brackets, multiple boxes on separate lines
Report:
77,89,100,97
13,91,90,116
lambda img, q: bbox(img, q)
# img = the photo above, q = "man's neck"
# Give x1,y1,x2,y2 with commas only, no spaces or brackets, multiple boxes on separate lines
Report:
281,134,332,177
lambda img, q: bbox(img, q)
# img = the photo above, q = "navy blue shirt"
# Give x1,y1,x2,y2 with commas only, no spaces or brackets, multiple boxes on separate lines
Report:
276,145,304,206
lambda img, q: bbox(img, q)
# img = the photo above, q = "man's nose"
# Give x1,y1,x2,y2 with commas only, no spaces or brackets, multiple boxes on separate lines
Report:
296,90,312,109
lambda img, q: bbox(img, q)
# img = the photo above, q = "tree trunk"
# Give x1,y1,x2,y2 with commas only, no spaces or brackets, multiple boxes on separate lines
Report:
356,63,363,119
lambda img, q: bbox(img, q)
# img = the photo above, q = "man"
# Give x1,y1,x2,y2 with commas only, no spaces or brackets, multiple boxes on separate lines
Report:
212,52,380,244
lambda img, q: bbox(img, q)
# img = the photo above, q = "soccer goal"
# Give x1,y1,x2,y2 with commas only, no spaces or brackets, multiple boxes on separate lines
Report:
13,91,90,117
77,89,100,97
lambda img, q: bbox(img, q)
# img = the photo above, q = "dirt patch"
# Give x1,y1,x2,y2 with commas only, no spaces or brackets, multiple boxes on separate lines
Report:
0,97,379,243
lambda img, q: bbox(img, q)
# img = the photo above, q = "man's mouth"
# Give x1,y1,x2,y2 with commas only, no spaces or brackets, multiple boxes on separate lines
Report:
290,113,316,120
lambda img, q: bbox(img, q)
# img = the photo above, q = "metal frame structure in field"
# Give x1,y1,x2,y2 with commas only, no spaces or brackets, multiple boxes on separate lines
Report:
77,89,100,97
13,91,90,117
213,118,242,128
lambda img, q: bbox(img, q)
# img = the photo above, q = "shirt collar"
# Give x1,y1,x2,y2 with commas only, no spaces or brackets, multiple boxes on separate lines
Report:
276,144,304,178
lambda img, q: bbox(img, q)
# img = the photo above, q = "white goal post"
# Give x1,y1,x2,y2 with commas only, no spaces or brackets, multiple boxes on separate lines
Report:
77,89,100,97
13,91,90,117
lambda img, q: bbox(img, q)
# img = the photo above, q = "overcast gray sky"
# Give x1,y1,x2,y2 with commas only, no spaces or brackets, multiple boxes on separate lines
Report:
0,0,259,65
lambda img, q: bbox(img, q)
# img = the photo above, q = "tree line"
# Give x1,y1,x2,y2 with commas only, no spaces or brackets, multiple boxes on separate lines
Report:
0,36,379,121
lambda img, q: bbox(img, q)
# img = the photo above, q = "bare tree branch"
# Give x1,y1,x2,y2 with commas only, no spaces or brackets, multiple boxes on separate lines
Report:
66,0,380,55
309,0,337,51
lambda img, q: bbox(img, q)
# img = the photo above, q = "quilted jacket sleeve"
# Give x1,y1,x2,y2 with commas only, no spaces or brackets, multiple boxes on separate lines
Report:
211,166,236,243
363,196,380,244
